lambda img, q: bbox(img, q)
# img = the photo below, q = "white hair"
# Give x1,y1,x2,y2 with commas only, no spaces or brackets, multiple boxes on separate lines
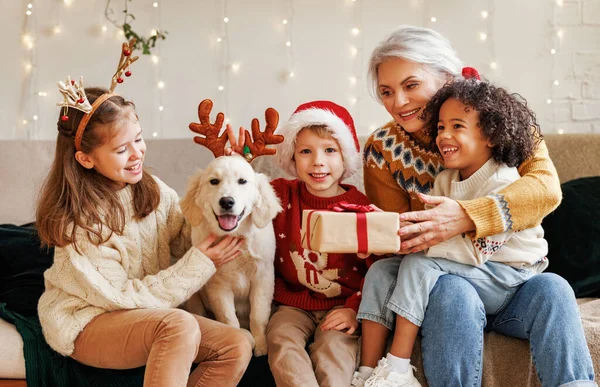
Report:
367,25,464,103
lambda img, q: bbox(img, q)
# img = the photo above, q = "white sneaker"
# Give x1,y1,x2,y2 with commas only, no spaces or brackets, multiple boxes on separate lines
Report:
351,371,368,387
363,357,422,387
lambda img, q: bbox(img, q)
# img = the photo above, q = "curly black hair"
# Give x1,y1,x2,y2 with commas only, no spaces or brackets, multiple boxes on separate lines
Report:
422,79,541,168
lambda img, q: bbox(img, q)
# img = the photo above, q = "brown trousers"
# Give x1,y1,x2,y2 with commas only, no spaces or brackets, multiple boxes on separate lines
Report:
266,305,359,387
71,308,252,387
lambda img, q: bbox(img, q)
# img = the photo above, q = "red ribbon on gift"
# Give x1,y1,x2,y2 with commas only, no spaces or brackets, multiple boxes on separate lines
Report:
306,201,376,254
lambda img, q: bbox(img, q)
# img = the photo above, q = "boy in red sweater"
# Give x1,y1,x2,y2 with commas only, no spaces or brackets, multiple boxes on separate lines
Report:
266,100,372,387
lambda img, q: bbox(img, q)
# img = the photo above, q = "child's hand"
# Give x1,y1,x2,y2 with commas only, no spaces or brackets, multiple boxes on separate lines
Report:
320,308,358,335
225,124,246,156
195,234,244,268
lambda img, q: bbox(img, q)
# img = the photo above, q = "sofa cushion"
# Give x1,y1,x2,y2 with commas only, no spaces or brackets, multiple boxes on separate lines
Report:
0,317,26,379
542,176,600,297
0,224,54,317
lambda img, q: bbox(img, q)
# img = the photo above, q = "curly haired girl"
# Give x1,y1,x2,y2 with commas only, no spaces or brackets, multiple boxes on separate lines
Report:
358,73,554,387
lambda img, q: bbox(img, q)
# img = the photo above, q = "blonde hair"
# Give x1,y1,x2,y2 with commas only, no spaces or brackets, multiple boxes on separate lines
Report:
367,25,464,102
36,87,160,252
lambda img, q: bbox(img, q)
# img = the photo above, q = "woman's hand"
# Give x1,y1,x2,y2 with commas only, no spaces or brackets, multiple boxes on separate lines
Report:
196,234,244,268
320,308,359,335
398,193,475,253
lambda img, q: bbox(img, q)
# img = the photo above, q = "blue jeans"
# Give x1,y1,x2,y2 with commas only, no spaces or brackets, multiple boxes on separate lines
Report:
357,257,596,387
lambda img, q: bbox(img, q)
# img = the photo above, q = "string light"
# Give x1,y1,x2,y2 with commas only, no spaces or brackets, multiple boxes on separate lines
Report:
21,0,39,138
217,0,231,116
283,0,295,81
482,0,497,75
550,48,556,54
231,63,240,73
152,0,164,138
551,0,561,133
554,80,560,86
547,99,553,104
430,17,437,22
349,0,364,131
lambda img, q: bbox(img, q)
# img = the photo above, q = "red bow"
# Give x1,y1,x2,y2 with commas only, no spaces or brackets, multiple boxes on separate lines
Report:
462,67,481,80
327,201,379,213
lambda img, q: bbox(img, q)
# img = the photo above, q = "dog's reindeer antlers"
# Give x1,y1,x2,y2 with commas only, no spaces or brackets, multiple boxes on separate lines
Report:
241,108,284,160
189,99,284,161
189,99,229,157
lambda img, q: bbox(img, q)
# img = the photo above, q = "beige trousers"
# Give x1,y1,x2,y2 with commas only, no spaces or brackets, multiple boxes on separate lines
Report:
71,308,252,387
266,305,359,387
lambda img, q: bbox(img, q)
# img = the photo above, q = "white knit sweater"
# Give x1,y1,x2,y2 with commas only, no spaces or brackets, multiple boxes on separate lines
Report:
38,176,216,356
426,159,548,271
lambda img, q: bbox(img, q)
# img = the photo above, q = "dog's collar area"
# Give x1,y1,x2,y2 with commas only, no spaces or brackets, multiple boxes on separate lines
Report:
213,208,246,232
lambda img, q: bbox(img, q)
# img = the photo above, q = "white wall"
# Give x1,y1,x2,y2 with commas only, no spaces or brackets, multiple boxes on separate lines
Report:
2,0,599,141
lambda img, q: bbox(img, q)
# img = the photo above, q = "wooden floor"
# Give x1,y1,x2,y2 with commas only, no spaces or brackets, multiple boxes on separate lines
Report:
0,381,26,387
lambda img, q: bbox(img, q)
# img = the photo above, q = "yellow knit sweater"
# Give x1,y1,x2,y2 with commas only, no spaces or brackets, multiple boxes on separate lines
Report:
38,176,216,356
363,121,562,238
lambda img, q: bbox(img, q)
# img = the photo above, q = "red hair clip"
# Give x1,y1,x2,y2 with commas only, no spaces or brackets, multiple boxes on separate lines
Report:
462,67,481,80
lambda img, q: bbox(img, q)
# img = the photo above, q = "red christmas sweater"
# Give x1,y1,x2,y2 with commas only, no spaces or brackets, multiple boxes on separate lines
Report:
271,178,372,313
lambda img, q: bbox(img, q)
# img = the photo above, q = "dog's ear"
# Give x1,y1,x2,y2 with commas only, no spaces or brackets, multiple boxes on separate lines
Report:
180,168,206,227
252,173,283,229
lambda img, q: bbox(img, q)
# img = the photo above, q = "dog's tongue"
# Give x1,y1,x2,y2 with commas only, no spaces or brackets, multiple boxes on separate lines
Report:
217,215,238,230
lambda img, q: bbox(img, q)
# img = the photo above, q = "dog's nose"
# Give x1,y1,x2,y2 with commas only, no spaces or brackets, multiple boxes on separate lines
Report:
219,196,235,210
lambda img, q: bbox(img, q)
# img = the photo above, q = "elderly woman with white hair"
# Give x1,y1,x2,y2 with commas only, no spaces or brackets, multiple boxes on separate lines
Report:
352,25,595,387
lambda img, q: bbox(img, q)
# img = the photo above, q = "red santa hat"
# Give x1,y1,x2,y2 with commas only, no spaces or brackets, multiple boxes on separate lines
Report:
275,100,361,180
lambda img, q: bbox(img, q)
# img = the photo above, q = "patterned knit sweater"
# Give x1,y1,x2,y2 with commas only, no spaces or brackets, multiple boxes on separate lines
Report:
38,176,217,356
426,158,548,270
363,121,562,238
271,178,371,313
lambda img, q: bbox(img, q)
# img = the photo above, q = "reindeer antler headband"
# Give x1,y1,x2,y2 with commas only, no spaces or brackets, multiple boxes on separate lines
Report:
57,38,139,152
189,99,284,162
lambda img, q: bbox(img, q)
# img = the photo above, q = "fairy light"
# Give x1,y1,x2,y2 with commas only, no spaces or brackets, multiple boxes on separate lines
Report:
350,0,365,132
53,25,61,34
482,0,497,75
102,24,108,32
217,0,231,115
551,0,561,133
557,129,564,134
21,0,39,139
231,63,240,73
284,0,295,81
153,0,164,138
430,17,437,22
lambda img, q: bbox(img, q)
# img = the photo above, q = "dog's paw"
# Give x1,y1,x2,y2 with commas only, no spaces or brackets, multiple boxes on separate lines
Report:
240,328,255,348
253,335,268,357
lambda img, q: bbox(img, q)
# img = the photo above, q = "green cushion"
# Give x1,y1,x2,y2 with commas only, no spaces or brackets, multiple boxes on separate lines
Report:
0,224,54,316
542,177,600,297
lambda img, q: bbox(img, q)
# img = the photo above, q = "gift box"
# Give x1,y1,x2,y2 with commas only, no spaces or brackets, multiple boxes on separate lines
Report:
300,202,400,254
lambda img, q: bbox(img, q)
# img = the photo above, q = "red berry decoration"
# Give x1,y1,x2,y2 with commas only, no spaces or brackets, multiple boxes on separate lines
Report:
70,80,75,85
123,49,131,57
77,98,84,104
125,70,132,77
61,115,69,122
117,78,124,84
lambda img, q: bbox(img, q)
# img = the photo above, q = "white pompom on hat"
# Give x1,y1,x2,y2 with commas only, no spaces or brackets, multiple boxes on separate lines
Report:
275,100,361,180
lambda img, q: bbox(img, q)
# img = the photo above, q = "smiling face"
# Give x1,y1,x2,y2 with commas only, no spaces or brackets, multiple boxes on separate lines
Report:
75,111,146,189
293,128,345,198
202,156,259,232
435,98,493,180
377,57,447,133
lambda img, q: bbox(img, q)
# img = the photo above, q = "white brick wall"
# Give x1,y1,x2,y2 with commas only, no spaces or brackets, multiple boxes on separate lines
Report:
555,0,600,133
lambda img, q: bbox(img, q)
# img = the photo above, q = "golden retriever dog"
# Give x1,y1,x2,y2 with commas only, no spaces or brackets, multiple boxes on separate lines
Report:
181,155,282,356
